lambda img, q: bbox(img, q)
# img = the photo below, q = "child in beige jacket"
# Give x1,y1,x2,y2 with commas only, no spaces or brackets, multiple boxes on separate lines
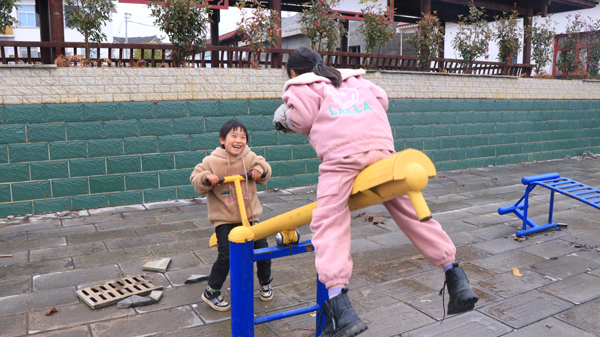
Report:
190,120,272,311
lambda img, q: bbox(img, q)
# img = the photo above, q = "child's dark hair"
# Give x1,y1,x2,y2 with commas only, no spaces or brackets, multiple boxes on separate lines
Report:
219,120,248,148
286,47,342,88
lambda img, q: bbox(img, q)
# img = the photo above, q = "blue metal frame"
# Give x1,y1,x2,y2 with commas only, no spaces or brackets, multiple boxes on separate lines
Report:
498,173,600,237
230,240,327,337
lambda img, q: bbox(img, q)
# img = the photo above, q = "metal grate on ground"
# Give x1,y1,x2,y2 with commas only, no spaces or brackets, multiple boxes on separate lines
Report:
76,275,163,309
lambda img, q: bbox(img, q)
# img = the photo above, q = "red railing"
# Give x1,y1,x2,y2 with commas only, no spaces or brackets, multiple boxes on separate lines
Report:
0,41,533,76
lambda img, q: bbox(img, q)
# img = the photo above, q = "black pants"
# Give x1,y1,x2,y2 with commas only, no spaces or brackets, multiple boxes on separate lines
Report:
207,222,271,290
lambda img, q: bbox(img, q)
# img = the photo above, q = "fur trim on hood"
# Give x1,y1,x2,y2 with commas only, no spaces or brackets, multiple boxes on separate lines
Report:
282,68,366,93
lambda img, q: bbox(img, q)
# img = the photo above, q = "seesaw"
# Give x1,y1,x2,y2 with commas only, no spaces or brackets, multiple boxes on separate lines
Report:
208,148,437,247
206,148,438,337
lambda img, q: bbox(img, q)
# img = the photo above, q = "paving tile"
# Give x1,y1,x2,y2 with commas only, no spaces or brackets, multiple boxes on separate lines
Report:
61,213,123,227
540,273,600,304
149,238,210,256
462,213,518,227
0,231,27,243
173,228,215,241
0,220,60,234
73,247,153,269
359,303,436,336
520,239,581,258
122,254,202,277
30,241,106,261
360,243,422,263
472,250,545,273
557,298,600,335
90,306,203,337
33,265,121,291
96,217,159,231
88,204,146,215
67,228,136,245
475,269,552,298
470,237,535,254
121,207,181,219
529,255,600,279
402,286,501,321
26,225,96,240
504,317,597,337
133,221,198,236
0,257,74,279
153,210,208,224
364,231,412,247
0,250,28,265
133,282,206,313
154,320,276,337
28,303,134,333
0,236,66,254
25,326,92,337
470,223,518,241
405,311,512,337
482,290,573,328
352,255,431,284
0,276,31,297
0,314,26,337
349,278,434,310
104,233,177,250
0,286,79,316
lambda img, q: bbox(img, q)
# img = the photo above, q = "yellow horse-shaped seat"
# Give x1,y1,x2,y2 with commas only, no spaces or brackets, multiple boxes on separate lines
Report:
209,148,437,246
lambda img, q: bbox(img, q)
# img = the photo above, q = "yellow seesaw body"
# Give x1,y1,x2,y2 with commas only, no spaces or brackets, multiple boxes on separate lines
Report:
209,148,437,246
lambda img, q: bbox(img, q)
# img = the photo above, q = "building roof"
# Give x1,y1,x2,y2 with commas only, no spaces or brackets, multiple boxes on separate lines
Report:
207,30,239,45
113,36,162,44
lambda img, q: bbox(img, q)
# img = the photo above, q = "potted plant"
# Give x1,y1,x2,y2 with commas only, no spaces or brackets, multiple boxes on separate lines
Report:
494,9,521,75
298,0,346,53
451,2,492,74
408,11,444,72
555,14,585,79
527,16,557,77
358,4,396,69
64,0,115,65
148,0,212,67
236,0,280,68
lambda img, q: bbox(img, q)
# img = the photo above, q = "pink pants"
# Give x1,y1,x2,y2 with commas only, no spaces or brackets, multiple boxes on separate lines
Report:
311,150,456,288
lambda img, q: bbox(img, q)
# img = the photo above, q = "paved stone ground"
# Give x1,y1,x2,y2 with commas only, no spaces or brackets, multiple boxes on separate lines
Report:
1,157,600,337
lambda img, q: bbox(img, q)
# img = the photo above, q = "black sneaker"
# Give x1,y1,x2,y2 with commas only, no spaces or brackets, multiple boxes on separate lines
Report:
319,288,367,337
260,283,274,302
202,288,230,312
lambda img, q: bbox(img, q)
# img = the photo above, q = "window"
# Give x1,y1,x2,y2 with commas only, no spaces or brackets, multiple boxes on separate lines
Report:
18,5,37,27
349,45,361,53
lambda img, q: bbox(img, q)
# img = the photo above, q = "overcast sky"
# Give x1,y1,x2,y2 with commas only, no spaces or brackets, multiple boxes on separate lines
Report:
113,2,294,42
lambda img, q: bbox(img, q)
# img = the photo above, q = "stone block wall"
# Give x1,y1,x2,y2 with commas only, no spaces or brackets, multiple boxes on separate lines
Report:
0,67,599,217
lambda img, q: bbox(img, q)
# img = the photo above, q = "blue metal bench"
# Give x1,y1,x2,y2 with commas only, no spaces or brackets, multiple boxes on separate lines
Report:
498,173,600,237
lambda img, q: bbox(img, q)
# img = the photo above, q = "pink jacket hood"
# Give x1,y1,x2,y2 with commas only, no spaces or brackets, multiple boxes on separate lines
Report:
282,69,394,162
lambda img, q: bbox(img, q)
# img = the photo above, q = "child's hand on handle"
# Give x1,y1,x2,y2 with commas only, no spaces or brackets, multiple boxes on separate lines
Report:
249,169,262,181
204,174,220,186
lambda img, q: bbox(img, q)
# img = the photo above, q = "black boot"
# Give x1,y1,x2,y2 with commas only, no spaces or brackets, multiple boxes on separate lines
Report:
320,288,368,337
441,262,478,315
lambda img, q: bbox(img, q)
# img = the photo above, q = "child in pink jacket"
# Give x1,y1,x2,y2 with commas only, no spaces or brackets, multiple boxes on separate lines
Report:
274,48,478,337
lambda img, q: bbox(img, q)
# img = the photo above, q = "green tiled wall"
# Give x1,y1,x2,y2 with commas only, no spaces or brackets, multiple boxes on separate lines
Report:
0,99,599,217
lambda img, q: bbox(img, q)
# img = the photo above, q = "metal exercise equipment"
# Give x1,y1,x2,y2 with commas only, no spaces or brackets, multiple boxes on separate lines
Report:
498,173,600,237
222,149,438,336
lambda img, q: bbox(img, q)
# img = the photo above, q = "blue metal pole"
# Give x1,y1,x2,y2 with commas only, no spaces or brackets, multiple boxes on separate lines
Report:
230,227,256,337
548,189,555,225
316,274,328,336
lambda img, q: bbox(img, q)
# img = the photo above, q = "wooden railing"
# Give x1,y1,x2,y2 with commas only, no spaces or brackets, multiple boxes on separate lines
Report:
0,41,533,77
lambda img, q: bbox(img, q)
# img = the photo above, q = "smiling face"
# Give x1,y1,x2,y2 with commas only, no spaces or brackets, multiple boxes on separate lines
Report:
220,127,248,157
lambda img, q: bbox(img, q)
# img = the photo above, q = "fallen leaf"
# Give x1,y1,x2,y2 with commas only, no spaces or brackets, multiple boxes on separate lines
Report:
373,221,379,224
366,216,374,222
45,307,58,316
0,254,13,258
457,183,464,186
512,267,523,277
411,256,425,260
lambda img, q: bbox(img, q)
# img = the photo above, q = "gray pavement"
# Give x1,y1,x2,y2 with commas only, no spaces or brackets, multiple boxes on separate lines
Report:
1,156,600,337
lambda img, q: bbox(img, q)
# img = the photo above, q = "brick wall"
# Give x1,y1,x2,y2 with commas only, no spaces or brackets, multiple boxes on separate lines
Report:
0,68,599,217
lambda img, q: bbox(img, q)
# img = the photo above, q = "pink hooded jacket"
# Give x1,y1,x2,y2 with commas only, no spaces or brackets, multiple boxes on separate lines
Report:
282,69,394,162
